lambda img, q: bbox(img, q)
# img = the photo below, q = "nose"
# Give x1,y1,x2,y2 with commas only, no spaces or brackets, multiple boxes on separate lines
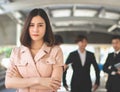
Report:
33,25,38,32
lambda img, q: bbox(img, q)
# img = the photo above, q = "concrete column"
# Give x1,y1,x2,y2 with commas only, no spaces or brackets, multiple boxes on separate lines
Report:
16,23,22,46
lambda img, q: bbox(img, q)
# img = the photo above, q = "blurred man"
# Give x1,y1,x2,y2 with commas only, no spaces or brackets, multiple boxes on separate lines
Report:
63,35,100,92
103,35,120,92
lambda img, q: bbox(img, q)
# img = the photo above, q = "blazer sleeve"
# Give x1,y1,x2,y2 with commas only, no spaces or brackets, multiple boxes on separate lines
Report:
51,46,64,81
103,54,117,75
91,53,100,85
6,48,21,78
63,53,73,86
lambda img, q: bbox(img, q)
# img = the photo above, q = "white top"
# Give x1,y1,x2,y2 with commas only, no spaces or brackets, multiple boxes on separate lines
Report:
78,49,86,66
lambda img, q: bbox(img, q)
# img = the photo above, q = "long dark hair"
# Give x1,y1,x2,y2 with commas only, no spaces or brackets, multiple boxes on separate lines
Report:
20,8,55,47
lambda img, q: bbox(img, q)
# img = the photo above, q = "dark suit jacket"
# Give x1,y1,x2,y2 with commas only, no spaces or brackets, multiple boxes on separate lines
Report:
103,52,120,91
63,50,100,92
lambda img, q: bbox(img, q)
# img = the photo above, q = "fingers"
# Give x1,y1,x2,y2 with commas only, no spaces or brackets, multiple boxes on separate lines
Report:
49,78,61,91
11,69,18,76
7,68,22,78
7,71,14,77
7,68,17,77
52,81,61,89
50,83,60,91
41,78,61,91
52,79,61,86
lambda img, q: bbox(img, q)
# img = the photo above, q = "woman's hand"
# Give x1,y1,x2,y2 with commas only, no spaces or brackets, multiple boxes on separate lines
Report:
7,66,22,78
38,77,61,91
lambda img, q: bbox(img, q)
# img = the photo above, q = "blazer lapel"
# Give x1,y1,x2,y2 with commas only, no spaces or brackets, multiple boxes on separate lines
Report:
20,43,52,77
20,46,41,77
34,43,51,62
84,51,88,67
76,51,83,67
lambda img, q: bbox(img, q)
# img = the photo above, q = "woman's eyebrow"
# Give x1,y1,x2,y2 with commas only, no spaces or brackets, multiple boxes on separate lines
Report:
38,23,44,24
30,22,44,24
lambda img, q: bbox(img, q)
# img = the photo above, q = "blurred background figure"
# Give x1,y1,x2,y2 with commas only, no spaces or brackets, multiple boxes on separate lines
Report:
103,35,120,92
54,34,64,46
63,35,100,92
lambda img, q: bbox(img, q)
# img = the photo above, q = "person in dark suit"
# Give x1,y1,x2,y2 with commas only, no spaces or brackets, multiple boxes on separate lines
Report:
103,35,120,92
63,35,100,92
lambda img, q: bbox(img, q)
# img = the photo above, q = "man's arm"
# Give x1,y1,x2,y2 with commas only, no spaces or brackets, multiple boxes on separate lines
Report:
91,53,100,92
103,54,117,75
92,53,100,85
62,66,69,91
62,53,73,91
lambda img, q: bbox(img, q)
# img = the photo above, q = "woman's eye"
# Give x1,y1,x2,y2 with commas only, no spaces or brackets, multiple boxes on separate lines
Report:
39,24,43,27
29,24,34,27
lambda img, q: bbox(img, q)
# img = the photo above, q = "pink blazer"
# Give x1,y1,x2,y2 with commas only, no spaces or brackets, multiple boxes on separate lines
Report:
6,43,63,92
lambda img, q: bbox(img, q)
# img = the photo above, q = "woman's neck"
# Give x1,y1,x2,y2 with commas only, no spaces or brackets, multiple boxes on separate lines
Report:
30,40,44,50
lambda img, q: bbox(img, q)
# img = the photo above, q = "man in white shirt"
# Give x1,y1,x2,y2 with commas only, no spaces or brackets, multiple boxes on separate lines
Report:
63,35,100,92
103,35,120,92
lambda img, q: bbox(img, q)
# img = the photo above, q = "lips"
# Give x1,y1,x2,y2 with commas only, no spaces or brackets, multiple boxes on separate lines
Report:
32,34,39,36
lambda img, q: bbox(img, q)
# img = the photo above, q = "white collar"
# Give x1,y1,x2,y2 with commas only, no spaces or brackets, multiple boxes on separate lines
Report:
115,50,120,54
78,49,86,54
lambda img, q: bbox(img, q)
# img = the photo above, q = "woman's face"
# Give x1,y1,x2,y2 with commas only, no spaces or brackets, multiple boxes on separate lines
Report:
29,15,46,42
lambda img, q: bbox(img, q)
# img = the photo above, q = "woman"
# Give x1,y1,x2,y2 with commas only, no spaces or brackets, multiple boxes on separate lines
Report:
5,8,63,92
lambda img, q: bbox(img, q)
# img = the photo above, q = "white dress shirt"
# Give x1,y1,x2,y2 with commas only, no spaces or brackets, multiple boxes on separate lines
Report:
114,50,120,57
114,50,120,54
78,49,86,66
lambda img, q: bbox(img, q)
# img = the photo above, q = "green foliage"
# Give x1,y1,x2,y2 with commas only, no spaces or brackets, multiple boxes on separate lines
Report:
0,47,12,58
